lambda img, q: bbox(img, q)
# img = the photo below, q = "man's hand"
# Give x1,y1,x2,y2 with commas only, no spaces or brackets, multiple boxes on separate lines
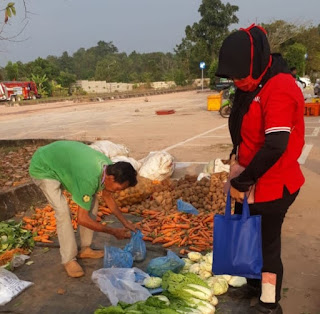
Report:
111,227,131,240
122,220,137,232
230,186,245,203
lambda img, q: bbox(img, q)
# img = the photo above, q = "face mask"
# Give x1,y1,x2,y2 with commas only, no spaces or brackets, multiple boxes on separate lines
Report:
234,77,260,92
234,24,272,92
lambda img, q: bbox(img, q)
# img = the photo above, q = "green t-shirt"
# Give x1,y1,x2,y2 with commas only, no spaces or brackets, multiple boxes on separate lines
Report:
29,141,112,210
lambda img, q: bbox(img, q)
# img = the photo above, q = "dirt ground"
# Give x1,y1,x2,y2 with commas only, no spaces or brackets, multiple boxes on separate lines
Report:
0,91,319,314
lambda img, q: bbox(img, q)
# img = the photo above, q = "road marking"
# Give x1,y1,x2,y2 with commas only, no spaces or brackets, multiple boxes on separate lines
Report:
112,119,132,126
311,127,320,137
298,144,313,164
163,123,227,151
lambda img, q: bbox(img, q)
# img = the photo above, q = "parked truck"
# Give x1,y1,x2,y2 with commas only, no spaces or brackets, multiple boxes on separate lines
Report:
0,81,41,102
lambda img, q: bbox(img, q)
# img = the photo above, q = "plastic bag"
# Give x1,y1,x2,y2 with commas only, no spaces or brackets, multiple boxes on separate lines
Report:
103,246,133,268
111,156,142,171
92,267,151,305
124,230,146,262
11,254,30,269
89,140,130,158
146,250,185,277
139,151,174,181
212,192,263,279
177,199,199,215
0,268,33,306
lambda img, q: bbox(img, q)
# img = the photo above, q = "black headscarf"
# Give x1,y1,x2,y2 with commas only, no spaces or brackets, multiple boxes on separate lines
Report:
215,25,291,152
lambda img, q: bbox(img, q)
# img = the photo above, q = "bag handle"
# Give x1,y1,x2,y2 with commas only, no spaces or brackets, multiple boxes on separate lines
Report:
225,190,250,221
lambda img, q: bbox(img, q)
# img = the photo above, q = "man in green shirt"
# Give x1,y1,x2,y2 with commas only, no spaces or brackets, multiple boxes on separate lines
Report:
29,140,138,278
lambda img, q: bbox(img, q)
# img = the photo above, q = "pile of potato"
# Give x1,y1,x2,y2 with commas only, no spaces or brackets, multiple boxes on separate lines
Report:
113,172,229,214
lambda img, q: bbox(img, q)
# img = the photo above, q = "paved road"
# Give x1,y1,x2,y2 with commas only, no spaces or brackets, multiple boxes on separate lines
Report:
0,91,319,313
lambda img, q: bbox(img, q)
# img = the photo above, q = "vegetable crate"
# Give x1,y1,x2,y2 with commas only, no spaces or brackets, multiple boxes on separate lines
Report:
304,103,320,116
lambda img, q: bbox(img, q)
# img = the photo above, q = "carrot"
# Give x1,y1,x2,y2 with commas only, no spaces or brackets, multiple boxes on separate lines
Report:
189,246,202,252
41,239,54,243
45,226,56,231
120,207,129,213
23,217,33,223
162,239,180,248
96,216,102,222
143,236,154,242
180,249,186,255
203,214,214,223
175,224,190,229
152,237,167,244
24,224,33,230
162,224,176,230
97,211,104,217
179,236,188,247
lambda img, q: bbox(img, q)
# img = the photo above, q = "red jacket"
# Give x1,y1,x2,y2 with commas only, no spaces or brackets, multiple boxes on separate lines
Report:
238,73,305,202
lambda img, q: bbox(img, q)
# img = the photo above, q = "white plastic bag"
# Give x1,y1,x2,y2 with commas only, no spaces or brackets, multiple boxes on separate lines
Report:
111,156,142,171
91,267,151,306
0,268,33,306
203,159,230,174
89,140,130,158
139,151,174,181
11,255,30,269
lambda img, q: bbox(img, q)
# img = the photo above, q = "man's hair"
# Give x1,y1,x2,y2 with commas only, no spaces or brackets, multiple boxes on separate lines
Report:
106,162,137,187
290,66,297,72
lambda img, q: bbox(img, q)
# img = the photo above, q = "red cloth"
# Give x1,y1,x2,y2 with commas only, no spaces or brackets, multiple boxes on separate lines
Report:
238,73,305,202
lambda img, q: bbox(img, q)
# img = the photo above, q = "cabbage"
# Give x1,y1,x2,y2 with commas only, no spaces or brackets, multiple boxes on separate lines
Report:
228,276,247,287
187,252,202,262
162,271,212,304
209,295,218,306
207,277,228,295
199,270,212,280
199,261,212,273
188,263,200,274
143,276,162,288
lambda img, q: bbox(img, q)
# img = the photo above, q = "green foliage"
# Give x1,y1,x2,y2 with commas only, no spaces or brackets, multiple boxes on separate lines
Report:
0,220,34,254
31,73,49,97
208,60,219,89
5,2,16,22
283,43,307,76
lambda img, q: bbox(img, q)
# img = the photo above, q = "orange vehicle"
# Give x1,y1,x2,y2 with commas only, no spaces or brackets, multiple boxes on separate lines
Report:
0,81,41,102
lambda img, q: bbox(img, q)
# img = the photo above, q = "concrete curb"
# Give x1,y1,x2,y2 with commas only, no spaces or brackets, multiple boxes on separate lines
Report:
0,182,46,221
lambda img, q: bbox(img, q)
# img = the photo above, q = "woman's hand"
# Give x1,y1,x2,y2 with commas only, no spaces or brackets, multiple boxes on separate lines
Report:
230,186,245,203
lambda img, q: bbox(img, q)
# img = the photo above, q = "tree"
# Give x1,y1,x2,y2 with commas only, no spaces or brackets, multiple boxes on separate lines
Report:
4,61,19,80
175,0,238,81
262,20,306,53
56,71,77,93
283,43,307,76
31,73,49,97
294,26,320,78
185,0,238,59
0,2,29,42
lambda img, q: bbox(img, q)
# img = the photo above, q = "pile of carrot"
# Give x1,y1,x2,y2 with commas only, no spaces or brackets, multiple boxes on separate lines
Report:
22,192,129,243
22,192,79,243
134,209,214,254
23,191,214,253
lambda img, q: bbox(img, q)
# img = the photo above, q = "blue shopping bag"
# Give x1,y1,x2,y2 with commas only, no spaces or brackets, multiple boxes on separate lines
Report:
212,192,263,279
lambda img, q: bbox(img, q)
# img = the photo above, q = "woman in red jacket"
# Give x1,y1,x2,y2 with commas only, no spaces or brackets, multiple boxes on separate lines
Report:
216,25,305,314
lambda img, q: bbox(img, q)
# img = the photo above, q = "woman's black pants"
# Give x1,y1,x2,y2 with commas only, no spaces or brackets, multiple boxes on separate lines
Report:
235,187,299,303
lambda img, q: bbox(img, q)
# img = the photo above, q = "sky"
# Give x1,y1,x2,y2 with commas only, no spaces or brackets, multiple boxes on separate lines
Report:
0,0,320,67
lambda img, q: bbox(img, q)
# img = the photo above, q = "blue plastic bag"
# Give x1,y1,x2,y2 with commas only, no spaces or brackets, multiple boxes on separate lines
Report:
146,250,185,277
177,199,199,215
124,230,146,262
212,192,263,279
103,246,133,268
